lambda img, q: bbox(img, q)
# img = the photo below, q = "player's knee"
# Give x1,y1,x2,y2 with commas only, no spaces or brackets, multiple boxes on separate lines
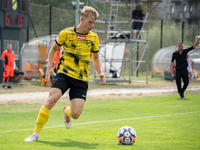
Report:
45,97,57,107
71,112,81,119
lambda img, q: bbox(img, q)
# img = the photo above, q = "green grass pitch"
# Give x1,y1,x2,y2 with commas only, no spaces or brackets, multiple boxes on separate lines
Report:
0,94,200,150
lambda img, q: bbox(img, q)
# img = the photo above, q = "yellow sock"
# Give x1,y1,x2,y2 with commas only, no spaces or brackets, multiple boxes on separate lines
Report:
34,106,51,133
65,107,72,118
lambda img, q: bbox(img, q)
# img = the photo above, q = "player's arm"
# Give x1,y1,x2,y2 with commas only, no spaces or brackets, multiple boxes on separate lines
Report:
1,53,5,64
193,37,200,48
1,57,5,64
169,53,175,74
169,61,173,74
92,52,106,84
45,42,60,82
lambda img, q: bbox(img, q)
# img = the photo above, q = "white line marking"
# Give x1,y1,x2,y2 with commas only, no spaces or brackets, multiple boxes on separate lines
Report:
0,111,199,134
165,106,182,107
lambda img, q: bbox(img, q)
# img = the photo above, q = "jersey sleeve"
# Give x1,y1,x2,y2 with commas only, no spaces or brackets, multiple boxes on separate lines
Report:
1,51,6,59
184,46,194,53
55,29,67,46
91,34,99,53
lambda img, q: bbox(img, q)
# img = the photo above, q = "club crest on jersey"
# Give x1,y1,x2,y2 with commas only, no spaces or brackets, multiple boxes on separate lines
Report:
76,35,86,40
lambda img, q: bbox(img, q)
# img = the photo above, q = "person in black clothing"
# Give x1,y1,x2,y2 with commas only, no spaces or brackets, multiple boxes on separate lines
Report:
13,61,24,83
169,37,200,99
131,4,145,38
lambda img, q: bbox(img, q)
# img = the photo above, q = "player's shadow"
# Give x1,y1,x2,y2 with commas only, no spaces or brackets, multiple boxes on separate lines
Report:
38,139,99,149
178,98,190,100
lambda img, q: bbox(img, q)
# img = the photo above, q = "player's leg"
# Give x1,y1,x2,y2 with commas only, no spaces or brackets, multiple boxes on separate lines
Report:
131,22,136,38
64,98,85,129
6,69,10,88
25,88,62,141
70,98,85,119
2,67,8,89
182,71,189,97
191,71,194,79
7,66,14,89
14,70,23,82
188,68,193,82
64,77,88,129
175,71,182,98
189,72,193,82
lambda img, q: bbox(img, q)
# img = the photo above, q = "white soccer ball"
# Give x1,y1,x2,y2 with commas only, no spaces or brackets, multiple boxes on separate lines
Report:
117,126,137,145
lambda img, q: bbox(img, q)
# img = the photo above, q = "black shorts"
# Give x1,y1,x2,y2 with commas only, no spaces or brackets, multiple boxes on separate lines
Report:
132,22,143,30
14,70,24,76
51,73,88,100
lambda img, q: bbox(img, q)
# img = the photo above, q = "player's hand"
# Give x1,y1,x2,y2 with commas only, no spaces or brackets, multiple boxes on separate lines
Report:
99,73,106,84
169,69,172,74
197,37,200,42
45,67,53,83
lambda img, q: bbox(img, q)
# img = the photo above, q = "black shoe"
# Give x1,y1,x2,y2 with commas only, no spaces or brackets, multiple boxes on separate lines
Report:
180,94,185,99
2,85,7,89
7,86,13,89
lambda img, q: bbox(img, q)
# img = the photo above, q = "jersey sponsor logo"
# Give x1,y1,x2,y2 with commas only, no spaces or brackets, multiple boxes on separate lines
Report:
76,35,86,40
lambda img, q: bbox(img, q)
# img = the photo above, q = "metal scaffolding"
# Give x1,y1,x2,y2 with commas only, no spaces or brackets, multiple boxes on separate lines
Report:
87,0,162,84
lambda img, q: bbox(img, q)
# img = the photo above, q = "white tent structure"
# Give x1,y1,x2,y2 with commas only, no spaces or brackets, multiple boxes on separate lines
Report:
99,42,126,78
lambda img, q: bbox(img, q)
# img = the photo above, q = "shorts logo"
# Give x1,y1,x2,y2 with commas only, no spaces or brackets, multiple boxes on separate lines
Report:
82,95,86,97
77,35,86,40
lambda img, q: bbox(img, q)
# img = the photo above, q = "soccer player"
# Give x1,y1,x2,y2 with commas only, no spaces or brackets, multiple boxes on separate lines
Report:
1,44,15,89
169,37,200,99
25,6,106,141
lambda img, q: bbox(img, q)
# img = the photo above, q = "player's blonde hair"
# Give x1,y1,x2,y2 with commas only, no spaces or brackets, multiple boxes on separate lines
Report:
81,6,99,20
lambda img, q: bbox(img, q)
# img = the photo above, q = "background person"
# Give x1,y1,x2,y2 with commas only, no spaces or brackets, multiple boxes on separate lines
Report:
1,44,15,89
25,6,106,142
187,54,194,82
13,61,24,83
131,4,145,38
169,37,200,99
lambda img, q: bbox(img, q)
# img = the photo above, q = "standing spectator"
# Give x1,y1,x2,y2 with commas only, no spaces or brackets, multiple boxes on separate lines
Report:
1,44,15,89
187,54,194,82
169,37,200,99
25,6,106,142
13,61,24,83
131,4,145,38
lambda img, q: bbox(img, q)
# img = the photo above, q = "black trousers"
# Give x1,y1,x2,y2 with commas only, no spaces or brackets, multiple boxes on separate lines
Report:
110,69,117,78
175,69,189,95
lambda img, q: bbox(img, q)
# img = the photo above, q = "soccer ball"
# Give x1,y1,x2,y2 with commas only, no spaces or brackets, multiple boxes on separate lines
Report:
117,126,137,145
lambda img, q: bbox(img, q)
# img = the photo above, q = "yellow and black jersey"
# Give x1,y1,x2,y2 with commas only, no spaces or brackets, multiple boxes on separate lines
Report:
55,27,99,81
